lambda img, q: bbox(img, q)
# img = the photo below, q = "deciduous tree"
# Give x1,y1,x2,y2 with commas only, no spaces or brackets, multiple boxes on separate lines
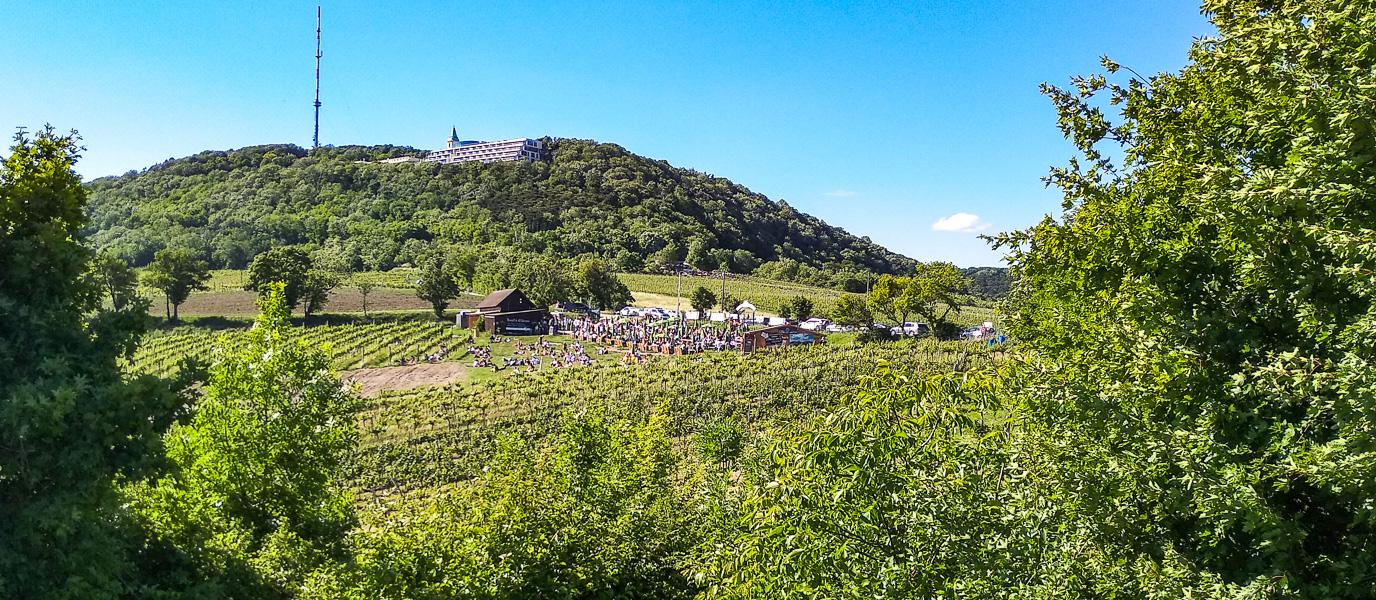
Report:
829,294,872,328
246,246,311,310
577,256,632,311
690,286,716,317
415,254,459,318
90,251,140,310
144,246,211,321
0,126,177,598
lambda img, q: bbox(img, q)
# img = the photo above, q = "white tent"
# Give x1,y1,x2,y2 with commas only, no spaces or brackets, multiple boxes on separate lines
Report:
735,301,756,313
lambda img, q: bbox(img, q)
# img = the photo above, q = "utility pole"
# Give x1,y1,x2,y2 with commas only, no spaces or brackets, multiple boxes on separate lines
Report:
720,270,727,319
675,263,683,336
313,5,322,149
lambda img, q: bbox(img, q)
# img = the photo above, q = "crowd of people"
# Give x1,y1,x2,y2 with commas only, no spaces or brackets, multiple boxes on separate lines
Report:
467,344,495,369
501,337,599,374
382,314,749,375
552,314,745,353
393,343,455,366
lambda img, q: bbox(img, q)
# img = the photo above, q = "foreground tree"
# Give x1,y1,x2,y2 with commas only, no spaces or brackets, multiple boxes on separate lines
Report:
318,410,701,599
708,3,1376,596
126,286,359,597
989,3,1376,593
0,126,177,598
144,246,211,321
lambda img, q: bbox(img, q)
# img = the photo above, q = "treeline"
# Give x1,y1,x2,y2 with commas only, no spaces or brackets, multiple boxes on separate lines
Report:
83,138,915,290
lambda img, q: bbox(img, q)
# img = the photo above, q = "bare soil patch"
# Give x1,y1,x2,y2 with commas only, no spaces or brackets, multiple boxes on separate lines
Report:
342,362,469,397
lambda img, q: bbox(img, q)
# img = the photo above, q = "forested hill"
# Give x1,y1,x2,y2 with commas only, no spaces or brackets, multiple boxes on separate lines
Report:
84,139,916,285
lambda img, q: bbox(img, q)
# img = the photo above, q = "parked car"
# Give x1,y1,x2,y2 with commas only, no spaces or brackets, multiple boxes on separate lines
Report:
890,322,929,336
557,301,597,316
800,318,830,331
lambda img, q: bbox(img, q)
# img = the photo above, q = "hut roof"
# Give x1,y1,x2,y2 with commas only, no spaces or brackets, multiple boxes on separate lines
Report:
477,288,520,310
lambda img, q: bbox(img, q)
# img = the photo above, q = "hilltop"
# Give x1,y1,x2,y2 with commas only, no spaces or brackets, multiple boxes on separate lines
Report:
83,139,918,288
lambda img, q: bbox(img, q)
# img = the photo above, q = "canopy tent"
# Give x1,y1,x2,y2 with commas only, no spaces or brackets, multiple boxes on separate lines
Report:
735,301,757,313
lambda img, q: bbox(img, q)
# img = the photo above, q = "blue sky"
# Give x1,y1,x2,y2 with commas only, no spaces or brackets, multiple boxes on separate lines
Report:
2,1,1211,267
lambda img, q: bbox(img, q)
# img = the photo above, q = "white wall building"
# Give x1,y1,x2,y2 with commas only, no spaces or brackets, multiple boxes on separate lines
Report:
424,128,545,165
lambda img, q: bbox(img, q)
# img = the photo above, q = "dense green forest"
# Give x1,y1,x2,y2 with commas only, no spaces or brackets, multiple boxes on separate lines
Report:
83,138,917,289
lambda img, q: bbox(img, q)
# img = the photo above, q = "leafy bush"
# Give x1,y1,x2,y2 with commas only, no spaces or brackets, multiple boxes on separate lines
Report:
314,409,701,599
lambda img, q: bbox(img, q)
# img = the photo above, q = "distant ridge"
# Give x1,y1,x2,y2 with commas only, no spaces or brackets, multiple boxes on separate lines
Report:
84,138,917,288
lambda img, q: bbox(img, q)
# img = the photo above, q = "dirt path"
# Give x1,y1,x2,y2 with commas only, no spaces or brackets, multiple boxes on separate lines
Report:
342,362,469,396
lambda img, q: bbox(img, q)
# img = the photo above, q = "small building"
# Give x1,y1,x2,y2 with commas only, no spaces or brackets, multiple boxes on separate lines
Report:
473,288,549,335
741,324,826,353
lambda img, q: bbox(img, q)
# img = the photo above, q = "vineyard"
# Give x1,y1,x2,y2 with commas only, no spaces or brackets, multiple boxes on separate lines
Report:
128,320,469,377
345,339,999,494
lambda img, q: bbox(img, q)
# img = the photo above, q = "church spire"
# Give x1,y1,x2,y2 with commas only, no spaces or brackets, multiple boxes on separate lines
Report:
447,126,460,149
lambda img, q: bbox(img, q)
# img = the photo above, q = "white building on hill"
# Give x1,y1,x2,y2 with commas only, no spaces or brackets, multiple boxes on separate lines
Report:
424,128,545,165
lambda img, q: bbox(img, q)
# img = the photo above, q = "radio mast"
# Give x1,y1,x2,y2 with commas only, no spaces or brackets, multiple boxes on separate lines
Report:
313,5,322,149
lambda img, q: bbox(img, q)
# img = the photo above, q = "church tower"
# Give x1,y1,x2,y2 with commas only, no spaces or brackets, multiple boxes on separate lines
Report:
447,126,460,149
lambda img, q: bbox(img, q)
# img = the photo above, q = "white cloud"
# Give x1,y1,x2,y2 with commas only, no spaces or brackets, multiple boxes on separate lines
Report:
823,189,858,198
931,212,990,233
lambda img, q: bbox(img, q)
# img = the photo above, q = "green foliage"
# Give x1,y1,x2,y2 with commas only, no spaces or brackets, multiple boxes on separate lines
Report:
126,286,359,598
300,268,340,318
145,246,211,320
576,256,632,310
690,285,717,315
981,2,1376,594
0,126,177,598
695,413,746,465
246,246,312,311
83,140,916,282
829,294,872,328
352,277,376,318
512,252,574,308
784,295,814,321
961,266,1011,300
867,262,970,335
414,254,459,318
318,410,700,599
129,318,464,377
697,363,1035,597
90,251,141,310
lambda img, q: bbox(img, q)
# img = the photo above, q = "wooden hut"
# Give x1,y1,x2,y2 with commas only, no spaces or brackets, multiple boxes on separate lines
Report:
740,324,826,353
474,288,549,335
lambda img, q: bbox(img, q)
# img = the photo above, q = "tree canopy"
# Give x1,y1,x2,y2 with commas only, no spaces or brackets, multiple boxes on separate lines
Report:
83,139,916,290
0,126,177,598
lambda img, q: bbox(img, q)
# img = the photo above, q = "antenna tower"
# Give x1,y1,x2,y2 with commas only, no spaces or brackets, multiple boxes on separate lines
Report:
313,6,322,149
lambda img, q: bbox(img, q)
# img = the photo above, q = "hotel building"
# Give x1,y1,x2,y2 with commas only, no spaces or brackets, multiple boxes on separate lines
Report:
424,128,545,165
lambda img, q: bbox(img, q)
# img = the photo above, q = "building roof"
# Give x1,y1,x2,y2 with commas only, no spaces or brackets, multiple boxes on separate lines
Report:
477,288,521,310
